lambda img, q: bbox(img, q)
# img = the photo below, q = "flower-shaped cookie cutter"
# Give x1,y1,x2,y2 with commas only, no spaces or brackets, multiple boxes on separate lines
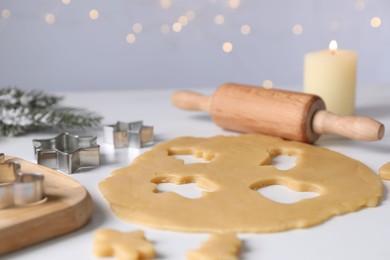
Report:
0,153,46,210
104,121,154,149
32,132,100,174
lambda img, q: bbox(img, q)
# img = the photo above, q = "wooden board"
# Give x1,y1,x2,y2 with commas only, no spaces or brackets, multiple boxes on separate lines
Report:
0,156,93,255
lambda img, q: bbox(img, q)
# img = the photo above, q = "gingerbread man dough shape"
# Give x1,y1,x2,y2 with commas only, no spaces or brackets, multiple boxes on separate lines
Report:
99,134,382,233
93,229,155,260
187,233,241,260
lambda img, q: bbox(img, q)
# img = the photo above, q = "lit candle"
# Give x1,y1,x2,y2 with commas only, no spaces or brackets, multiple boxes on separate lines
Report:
303,40,358,116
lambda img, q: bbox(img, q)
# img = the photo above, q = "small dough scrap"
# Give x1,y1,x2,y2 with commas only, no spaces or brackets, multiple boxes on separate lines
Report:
99,134,383,233
379,162,390,180
93,229,155,260
187,233,241,260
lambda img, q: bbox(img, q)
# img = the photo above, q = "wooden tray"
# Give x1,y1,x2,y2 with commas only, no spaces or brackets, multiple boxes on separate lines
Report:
0,156,93,255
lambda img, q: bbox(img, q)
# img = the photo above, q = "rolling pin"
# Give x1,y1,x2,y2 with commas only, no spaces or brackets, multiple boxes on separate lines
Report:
171,83,384,143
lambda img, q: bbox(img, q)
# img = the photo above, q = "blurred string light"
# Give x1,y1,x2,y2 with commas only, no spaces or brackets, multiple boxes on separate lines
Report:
161,23,170,34
185,10,196,21
228,0,240,9
133,22,143,33
126,33,136,44
1,9,11,19
0,0,385,88
45,13,56,24
355,0,365,11
370,16,381,28
292,24,303,35
222,41,233,53
166,10,195,34
160,0,172,9
354,0,382,29
178,15,188,26
0,0,384,53
89,9,99,20
214,14,225,25
240,24,251,35
172,22,182,32
125,22,143,44
263,80,273,89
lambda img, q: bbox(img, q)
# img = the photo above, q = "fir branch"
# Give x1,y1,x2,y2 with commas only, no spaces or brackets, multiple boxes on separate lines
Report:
32,107,103,130
0,87,103,136
0,87,61,109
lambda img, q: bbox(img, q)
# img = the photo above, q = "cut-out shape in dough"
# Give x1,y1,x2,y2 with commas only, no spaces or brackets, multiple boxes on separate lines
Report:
100,134,383,233
168,148,215,164
171,154,210,164
265,148,297,170
151,175,215,199
379,162,390,180
155,182,205,199
187,233,241,260
93,229,155,260
271,154,296,170
256,184,319,204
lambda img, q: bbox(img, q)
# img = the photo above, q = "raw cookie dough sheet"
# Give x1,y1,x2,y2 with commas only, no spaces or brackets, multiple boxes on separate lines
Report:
99,134,383,233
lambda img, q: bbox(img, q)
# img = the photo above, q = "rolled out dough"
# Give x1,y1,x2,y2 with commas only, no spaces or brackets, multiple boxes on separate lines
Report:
379,162,390,180
99,134,382,233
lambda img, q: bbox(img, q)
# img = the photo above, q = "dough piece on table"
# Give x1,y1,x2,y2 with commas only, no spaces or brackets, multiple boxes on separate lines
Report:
187,233,241,260
99,134,383,233
379,162,390,180
93,229,155,260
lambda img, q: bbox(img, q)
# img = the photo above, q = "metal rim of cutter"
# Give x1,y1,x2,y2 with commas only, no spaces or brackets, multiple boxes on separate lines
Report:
32,132,100,174
104,121,154,149
0,154,46,210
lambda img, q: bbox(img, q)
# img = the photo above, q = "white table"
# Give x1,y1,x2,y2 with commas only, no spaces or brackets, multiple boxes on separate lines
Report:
2,85,390,260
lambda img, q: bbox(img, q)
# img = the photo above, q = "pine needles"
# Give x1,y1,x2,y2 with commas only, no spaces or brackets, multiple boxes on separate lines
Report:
0,87,102,136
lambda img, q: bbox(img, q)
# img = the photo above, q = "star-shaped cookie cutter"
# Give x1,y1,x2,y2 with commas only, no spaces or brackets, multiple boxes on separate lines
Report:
0,153,46,210
104,121,154,149
32,132,100,174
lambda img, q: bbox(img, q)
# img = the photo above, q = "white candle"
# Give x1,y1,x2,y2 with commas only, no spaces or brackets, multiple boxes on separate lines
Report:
303,40,358,116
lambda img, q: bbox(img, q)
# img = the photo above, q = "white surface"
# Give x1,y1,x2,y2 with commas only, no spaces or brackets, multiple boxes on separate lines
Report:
2,85,390,260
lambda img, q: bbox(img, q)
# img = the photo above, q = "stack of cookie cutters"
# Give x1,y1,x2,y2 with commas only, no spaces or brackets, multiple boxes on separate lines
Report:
33,132,100,174
104,121,154,149
0,153,46,210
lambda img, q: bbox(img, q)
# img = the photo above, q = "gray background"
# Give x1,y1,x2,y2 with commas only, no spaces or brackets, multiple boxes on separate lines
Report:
0,0,388,91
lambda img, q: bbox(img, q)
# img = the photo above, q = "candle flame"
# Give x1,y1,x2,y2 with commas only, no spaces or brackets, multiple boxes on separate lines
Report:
329,40,338,51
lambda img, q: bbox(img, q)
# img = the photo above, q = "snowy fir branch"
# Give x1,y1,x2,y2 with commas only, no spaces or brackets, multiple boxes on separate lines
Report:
0,87,102,136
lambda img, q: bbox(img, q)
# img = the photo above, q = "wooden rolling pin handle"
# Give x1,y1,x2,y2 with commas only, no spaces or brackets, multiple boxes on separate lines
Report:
312,110,385,141
171,90,211,112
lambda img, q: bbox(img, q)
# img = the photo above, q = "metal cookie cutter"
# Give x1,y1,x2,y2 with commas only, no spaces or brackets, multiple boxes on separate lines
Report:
104,121,154,149
32,132,100,174
0,153,46,210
